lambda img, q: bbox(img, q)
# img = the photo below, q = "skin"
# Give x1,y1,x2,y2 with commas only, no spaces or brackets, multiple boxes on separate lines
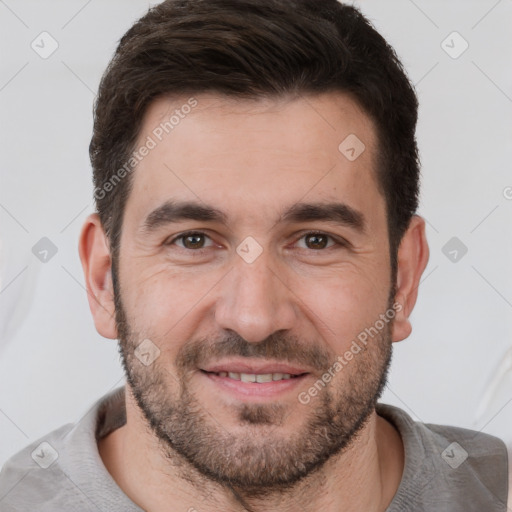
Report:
79,91,429,512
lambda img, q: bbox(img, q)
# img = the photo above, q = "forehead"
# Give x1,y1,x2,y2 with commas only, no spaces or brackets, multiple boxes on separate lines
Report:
126,91,383,229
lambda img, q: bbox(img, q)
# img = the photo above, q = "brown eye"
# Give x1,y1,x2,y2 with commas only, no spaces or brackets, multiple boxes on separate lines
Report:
182,233,205,249
169,232,213,250
304,233,330,250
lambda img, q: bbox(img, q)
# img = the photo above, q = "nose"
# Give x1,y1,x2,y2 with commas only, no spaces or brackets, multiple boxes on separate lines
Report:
214,249,298,343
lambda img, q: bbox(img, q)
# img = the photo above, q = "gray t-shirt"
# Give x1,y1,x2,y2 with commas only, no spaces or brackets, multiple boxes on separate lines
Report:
0,386,509,511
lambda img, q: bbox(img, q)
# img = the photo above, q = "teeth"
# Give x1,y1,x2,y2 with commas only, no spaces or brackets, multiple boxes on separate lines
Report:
256,374,273,383
217,372,294,382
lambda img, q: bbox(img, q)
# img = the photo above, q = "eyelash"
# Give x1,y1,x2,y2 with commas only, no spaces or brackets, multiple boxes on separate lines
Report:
166,230,347,252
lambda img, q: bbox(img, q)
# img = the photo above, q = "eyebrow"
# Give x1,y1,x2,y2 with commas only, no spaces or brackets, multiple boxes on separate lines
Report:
141,200,365,234
279,202,365,232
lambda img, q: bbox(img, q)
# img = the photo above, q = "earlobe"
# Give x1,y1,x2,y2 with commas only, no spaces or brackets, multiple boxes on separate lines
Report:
78,214,118,339
391,215,429,343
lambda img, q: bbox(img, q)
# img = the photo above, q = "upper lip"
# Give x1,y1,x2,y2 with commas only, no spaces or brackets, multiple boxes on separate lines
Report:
201,359,311,375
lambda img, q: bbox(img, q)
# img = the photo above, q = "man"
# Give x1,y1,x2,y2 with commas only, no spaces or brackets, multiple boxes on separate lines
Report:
0,0,509,510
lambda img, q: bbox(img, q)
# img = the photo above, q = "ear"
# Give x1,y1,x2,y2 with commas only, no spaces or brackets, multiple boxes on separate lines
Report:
78,213,118,339
391,215,429,343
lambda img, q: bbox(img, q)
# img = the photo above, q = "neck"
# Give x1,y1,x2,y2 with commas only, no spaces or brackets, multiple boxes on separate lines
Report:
98,388,404,512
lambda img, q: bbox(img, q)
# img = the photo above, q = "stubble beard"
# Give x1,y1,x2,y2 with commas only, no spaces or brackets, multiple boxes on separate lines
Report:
113,275,393,495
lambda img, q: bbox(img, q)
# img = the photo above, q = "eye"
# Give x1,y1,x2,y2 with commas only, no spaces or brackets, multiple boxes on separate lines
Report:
168,231,214,250
296,232,338,250
166,230,345,252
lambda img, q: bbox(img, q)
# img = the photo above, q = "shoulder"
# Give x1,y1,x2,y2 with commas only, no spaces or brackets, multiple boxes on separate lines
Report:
0,387,126,512
0,423,90,511
377,403,509,510
378,402,509,458
508,445,512,510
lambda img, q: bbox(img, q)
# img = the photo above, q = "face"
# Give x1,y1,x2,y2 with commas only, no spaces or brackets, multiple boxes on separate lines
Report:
113,92,395,492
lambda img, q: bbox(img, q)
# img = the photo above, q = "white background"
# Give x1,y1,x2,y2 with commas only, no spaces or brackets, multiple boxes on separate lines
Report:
0,0,511,467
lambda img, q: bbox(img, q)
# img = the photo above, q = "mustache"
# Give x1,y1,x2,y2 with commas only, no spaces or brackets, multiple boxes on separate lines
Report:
176,331,333,373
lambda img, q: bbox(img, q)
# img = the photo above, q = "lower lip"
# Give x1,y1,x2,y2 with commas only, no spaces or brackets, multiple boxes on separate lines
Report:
201,371,309,400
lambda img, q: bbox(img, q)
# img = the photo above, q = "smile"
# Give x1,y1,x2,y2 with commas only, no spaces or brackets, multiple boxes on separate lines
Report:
204,371,304,382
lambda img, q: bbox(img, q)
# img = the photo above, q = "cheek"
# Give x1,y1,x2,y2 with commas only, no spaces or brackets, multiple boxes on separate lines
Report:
120,261,223,337
119,239,391,355
291,264,390,352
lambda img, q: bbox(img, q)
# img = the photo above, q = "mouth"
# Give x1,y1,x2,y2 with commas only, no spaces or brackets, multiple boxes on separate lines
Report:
198,360,312,400
202,370,306,382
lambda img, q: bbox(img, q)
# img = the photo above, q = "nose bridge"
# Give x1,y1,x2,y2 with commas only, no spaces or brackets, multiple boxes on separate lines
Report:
215,247,296,343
